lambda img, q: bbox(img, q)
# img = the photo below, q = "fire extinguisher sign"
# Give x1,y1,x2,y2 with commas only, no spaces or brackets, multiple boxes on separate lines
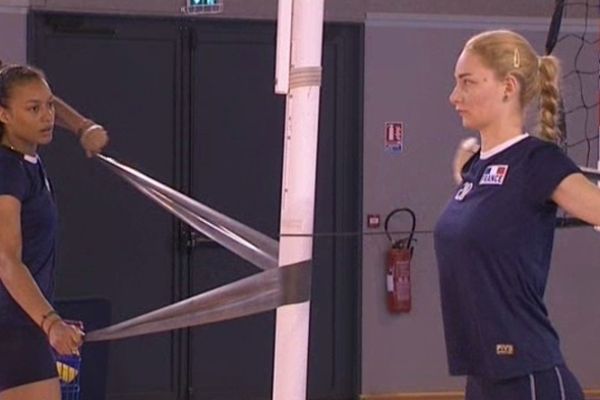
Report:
384,121,404,153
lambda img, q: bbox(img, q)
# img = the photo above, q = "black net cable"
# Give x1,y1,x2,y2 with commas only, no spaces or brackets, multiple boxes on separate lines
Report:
546,0,566,54
280,230,434,238
547,0,599,228
550,0,599,168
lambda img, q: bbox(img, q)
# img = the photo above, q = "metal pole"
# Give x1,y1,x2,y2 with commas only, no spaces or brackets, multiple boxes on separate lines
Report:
272,1,325,399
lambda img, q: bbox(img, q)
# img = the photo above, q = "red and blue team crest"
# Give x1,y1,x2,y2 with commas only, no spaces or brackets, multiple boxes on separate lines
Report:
479,165,509,185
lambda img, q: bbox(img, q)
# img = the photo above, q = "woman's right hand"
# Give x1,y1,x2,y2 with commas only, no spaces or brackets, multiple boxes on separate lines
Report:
47,319,85,356
80,124,109,158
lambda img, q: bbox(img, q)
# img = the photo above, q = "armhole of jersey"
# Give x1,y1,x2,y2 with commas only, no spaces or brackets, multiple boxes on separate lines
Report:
0,158,28,202
0,193,23,209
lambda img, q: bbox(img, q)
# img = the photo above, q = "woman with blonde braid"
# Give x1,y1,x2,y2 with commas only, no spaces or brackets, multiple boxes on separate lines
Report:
434,30,598,399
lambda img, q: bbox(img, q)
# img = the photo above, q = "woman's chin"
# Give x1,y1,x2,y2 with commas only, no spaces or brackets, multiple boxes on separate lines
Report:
38,133,53,145
461,119,478,132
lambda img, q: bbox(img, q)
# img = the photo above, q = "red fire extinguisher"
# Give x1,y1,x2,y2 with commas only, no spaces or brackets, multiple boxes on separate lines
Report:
384,208,416,313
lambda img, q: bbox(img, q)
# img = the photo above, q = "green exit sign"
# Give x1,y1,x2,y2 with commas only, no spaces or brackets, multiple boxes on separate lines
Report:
184,0,223,14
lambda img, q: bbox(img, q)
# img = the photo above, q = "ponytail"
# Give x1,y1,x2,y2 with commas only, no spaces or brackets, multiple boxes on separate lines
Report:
537,55,562,143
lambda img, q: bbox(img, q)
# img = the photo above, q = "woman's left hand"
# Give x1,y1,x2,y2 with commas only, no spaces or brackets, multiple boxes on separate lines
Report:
80,124,109,157
452,137,479,184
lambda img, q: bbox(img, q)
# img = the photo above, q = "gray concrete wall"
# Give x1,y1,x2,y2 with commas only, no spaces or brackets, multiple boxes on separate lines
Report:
0,4,28,64
362,13,600,396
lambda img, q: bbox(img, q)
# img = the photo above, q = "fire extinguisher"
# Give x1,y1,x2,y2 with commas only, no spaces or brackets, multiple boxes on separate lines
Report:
384,208,416,314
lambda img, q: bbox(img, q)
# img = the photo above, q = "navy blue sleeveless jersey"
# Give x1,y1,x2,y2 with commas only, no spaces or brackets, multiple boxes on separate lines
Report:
0,146,57,326
434,135,580,380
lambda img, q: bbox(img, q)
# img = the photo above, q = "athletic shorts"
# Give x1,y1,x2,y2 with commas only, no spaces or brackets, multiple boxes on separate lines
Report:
466,364,584,400
0,324,57,391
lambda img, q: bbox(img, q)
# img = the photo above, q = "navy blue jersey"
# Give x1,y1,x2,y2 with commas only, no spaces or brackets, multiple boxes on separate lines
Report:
434,135,580,380
0,146,57,326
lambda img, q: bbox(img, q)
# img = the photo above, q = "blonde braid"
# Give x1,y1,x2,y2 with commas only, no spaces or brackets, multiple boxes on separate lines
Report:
538,55,562,143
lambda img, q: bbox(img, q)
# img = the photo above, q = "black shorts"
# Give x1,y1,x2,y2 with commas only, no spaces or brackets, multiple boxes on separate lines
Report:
0,324,57,391
466,364,584,400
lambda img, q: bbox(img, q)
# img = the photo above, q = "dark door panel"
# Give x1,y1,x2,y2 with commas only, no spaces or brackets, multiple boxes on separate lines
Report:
188,22,359,400
31,14,184,400
189,27,283,400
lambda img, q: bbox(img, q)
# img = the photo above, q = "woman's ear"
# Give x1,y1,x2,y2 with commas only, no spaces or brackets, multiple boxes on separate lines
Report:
0,106,10,125
503,74,520,101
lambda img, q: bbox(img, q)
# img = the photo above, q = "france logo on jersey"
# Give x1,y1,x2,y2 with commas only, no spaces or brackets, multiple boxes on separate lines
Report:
479,165,508,185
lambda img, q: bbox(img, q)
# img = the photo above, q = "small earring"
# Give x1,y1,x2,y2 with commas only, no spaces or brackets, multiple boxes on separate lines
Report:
503,94,509,102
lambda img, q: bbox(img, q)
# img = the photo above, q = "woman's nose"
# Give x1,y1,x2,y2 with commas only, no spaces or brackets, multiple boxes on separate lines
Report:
449,86,459,105
42,105,55,122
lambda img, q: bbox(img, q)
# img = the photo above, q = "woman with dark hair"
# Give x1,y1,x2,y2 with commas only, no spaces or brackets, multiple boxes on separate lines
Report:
0,63,108,399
